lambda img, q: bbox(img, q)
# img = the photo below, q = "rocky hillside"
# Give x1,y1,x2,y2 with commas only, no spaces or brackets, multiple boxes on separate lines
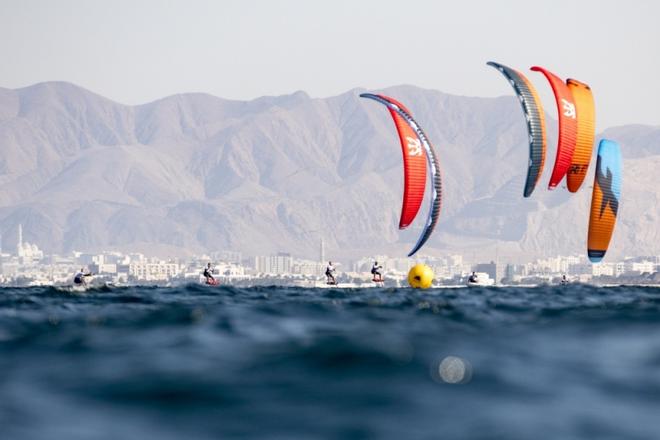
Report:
0,82,657,261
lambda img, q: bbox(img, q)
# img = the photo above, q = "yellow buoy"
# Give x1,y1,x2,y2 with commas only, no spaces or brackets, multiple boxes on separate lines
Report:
408,264,434,289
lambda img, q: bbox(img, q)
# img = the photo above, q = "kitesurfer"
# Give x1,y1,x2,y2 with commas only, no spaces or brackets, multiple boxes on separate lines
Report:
325,261,336,285
561,275,568,285
73,267,92,286
203,263,216,284
371,261,383,281
468,272,478,283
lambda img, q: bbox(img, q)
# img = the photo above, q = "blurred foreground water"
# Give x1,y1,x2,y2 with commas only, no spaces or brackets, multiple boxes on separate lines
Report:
1,284,659,439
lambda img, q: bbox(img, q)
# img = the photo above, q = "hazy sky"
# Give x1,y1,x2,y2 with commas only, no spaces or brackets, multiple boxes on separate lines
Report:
1,0,658,129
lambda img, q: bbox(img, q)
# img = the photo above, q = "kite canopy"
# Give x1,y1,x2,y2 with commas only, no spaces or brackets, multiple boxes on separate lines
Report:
363,94,427,228
588,139,622,263
566,78,596,192
487,61,547,197
360,93,442,257
531,66,578,190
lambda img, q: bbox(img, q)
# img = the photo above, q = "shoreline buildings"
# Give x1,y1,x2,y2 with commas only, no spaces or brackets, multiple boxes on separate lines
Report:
1,226,659,286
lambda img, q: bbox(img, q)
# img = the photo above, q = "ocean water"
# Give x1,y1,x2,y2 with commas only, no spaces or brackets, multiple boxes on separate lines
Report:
1,284,659,440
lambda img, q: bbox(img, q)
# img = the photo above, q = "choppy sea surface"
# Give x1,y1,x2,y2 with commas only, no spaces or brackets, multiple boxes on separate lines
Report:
1,284,660,440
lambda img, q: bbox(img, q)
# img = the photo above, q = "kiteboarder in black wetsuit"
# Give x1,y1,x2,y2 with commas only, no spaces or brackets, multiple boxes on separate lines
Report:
73,267,92,286
371,261,383,281
203,263,216,285
325,261,336,285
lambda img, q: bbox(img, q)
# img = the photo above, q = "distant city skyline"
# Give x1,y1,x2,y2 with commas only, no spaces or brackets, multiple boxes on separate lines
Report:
2,238,659,287
1,0,659,129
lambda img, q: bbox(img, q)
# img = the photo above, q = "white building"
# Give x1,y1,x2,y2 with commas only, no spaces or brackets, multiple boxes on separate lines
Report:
214,262,245,277
90,263,118,275
16,224,44,263
254,253,292,275
591,263,615,277
627,260,655,274
292,261,324,277
129,262,180,281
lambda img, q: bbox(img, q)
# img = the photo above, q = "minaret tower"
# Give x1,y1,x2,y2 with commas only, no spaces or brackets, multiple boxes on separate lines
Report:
17,224,23,256
320,237,325,263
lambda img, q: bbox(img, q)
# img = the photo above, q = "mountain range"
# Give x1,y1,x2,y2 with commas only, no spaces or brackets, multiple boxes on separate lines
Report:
0,81,658,262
